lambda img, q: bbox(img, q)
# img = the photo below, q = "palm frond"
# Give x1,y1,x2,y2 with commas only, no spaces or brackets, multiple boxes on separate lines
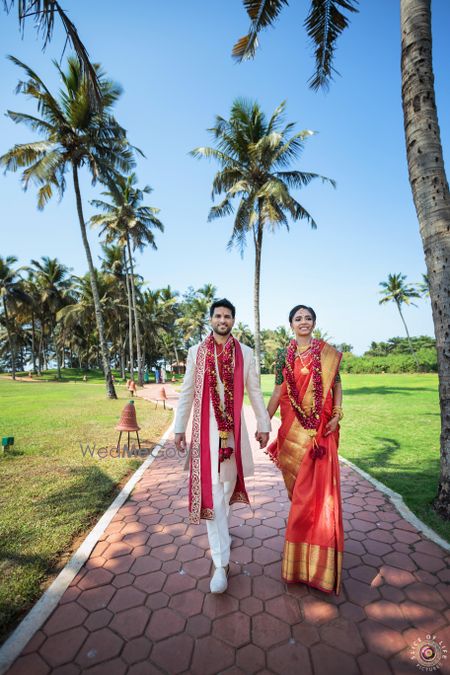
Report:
208,197,234,221
305,0,359,91
276,170,336,189
232,0,289,61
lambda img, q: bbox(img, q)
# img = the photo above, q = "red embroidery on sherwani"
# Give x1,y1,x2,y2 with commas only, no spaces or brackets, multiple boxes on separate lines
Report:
189,341,207,524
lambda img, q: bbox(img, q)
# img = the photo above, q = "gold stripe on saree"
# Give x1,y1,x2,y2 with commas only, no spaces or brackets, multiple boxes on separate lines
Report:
282,541,342,594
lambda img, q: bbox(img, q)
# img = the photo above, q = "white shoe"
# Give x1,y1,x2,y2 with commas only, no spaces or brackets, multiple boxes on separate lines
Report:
210,565,229,593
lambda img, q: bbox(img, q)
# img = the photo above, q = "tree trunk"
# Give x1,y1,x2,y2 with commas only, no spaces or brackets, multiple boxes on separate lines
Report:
124,247,134,381
396,300,420,369
72,163,117,399
3,297,16,379
253,213,264,381
401,0,450,519
53,320,61,379
31,311,37,373
126,233,144,386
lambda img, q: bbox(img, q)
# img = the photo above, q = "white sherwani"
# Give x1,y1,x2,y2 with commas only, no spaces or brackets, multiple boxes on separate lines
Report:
174,340,271,484
174,338,271,568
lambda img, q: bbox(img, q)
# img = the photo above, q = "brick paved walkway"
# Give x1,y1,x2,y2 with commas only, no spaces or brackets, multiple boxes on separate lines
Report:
5,384,450,674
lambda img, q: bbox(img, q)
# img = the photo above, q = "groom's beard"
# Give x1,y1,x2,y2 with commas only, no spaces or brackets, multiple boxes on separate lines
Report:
212,325,233,337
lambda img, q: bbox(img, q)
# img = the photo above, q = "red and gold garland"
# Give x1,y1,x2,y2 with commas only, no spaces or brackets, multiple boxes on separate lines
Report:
205,333,235,462
284,338,326,459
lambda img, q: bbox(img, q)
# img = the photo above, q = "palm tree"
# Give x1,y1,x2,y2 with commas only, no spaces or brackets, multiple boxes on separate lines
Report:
191,99,334,377
28,256,71,379
58,271,115,371
90,173,164,385
234,322,255,348
22,271,42,373
232,0,450,520
418,273,430,298
100,244,130,379
177,284,217,345
0,255,27,379
379,273,421,368
0,55,135,398
4,0,101,106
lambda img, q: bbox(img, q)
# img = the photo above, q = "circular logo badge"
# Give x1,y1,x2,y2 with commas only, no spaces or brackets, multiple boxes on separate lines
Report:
410,634,448,671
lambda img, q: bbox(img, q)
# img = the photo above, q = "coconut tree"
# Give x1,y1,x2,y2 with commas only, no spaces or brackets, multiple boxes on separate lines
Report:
232,0,450,520
234,322,255,348
4,0,101,105
379,273,421,368
0,255,28,378
21,271,42,373
418,273,430,298
58,270,115,371
90,173,164,385
100,244,130,378
28,256,71,378
191,99,334,377
177,284,218,345
0,55,135,398
234,0,450,519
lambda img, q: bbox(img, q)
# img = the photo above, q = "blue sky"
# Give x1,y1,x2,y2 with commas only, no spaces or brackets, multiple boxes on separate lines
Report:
1,0,449,354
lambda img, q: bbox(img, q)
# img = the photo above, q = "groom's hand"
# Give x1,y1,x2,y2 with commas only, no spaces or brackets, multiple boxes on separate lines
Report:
255,431,269,448
175,433,186,451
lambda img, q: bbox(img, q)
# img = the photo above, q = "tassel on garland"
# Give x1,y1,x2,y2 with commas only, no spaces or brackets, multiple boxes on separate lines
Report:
309,435,326,460
219,430,233,462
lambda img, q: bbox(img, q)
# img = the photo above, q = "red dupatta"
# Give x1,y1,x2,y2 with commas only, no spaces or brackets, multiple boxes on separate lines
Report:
188,336,249,524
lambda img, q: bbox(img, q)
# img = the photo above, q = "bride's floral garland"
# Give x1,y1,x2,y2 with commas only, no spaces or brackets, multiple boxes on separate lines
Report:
205,333,235,462
285,338,324,450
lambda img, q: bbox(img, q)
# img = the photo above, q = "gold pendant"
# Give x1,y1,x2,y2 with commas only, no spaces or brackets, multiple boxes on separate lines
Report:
300,367,310,375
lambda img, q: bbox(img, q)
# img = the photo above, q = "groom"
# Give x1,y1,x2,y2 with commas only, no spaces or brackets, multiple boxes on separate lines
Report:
175,299,270,593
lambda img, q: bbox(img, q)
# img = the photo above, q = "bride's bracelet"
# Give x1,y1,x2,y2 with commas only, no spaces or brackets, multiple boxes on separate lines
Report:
332,407,344,421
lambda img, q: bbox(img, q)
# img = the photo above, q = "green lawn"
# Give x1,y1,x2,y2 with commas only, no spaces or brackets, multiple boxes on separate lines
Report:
256,373,448,543
0,379,172,642
4,367,160,384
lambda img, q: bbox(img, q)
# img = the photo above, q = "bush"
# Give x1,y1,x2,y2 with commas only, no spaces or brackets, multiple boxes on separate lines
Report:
340,349,437,374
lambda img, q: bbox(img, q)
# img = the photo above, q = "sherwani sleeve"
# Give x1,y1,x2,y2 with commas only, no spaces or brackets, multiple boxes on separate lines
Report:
245,349,271,433
174,347,196,433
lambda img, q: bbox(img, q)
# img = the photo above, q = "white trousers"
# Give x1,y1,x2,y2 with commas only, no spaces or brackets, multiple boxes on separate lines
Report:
205,479,236,568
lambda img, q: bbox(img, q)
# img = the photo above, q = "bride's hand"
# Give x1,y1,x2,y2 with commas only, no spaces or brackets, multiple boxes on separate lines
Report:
324,415,339,437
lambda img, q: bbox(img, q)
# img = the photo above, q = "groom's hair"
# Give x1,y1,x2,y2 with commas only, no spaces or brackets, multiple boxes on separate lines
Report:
210,298,236,318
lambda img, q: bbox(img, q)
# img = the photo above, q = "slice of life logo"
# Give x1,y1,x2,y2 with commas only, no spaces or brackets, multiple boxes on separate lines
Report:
409,634,447,671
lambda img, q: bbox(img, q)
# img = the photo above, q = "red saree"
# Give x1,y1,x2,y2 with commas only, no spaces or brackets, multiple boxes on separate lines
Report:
267,340,344,594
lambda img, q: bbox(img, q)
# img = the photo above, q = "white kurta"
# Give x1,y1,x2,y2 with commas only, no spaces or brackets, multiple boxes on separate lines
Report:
174,339,271,485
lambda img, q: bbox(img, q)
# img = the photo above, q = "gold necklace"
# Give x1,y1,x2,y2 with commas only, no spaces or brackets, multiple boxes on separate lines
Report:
296,341,312,374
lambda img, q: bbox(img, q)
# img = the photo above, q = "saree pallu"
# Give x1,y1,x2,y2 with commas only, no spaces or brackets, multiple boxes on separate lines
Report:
267,341,344,594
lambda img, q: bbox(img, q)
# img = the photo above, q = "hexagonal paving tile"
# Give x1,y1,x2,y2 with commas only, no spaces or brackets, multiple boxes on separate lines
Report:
252,613,291,648
191,635,235,675
77,585,116,612
109,605,151,639
310,643,360,675
44,603,87,635
151,633,194,673
39,626,88,667
169,589,204,617
75,627,124,668
267,641,312,675
212,612,250,647
146,607,186,641
359,619,407,658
